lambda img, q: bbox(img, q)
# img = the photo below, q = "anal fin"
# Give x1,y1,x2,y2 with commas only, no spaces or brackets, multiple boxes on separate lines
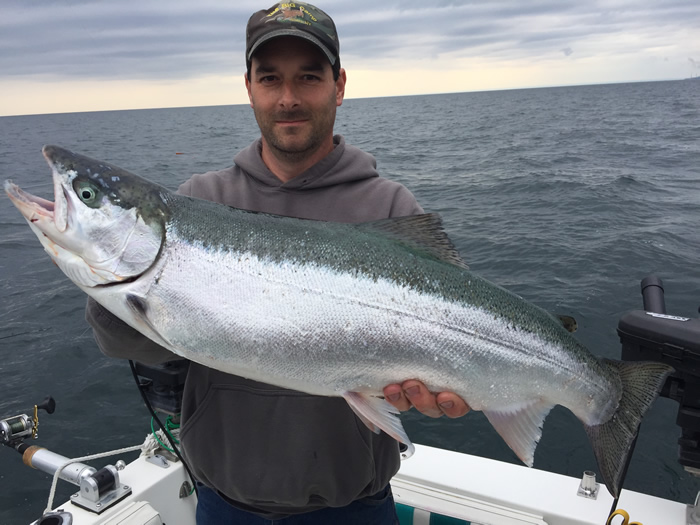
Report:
483,400,553,466
343,391,415,459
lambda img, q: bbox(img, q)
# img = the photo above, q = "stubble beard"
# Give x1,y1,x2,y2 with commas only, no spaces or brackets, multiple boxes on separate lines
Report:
254,99,337,163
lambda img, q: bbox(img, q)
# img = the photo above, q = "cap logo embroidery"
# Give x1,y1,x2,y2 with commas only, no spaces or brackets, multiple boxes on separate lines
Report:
267,4,318,23
264,3,337,42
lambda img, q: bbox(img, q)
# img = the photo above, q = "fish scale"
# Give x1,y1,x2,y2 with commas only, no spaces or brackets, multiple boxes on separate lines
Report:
4,145,674,498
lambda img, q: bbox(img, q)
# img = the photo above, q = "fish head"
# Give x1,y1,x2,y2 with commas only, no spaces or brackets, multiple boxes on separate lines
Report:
4,145,167,288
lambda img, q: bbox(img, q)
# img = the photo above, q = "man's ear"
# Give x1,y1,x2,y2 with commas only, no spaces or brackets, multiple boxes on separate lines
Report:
336,68,347,107
245,72,254,108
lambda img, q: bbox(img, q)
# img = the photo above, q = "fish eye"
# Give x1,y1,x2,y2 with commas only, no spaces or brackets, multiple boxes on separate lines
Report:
77,184,97,203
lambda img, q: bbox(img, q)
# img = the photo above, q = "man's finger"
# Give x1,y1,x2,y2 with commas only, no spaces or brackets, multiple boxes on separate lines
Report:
436,392,471,418
402,380,443,418
383,384,412,411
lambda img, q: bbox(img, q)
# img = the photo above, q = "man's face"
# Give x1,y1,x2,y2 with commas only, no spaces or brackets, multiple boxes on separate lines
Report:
246,36,346,162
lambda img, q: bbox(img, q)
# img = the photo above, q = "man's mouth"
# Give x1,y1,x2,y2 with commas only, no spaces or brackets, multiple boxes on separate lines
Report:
275,112,310,124
277,120,307,126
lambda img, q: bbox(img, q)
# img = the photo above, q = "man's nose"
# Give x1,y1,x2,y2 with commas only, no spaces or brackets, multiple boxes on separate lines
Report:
278,81,300,108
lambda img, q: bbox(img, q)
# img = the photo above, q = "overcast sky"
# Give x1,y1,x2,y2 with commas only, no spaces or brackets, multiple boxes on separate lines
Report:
1,0,698,116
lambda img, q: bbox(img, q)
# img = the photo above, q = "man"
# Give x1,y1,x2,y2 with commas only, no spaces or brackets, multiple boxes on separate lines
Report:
87,3,469,523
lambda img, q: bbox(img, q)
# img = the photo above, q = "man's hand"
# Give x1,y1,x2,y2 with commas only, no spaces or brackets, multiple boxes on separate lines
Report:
383,380,470,418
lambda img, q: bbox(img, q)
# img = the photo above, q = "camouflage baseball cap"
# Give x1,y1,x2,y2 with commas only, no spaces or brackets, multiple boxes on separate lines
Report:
246,3,340,71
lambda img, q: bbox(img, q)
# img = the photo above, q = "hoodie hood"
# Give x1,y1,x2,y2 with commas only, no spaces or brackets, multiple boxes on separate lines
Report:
233,135,379,191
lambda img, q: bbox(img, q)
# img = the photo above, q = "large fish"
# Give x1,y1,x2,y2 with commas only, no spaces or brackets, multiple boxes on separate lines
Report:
5,145,672,497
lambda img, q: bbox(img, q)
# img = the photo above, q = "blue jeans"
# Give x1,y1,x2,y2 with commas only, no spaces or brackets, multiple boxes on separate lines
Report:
195,483,399,525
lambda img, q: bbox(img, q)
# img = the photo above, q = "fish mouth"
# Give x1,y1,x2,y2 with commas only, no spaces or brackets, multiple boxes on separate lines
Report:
4,146,70,232
4,180,55,223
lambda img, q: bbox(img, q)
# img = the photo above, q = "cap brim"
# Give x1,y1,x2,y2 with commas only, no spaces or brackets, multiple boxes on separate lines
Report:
247,29,336,66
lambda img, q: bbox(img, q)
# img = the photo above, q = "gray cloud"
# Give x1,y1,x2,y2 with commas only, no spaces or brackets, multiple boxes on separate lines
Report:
1,0,699,82
334,0,700,64
0,3,250,79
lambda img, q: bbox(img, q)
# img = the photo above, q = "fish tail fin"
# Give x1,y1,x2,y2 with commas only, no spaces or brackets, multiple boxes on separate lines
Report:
584,360,673,497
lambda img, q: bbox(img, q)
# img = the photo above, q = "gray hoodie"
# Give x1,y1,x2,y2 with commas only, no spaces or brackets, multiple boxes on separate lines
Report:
86,135,423,517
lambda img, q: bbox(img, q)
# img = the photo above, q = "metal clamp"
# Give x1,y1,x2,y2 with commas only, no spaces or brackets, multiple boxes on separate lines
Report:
70,465,132,514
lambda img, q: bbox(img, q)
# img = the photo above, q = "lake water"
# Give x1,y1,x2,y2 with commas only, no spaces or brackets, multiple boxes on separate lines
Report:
1,79,699,523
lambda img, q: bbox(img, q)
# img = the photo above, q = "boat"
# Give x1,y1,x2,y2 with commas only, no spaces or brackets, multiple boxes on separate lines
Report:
10,441,694,525
3,276,698,525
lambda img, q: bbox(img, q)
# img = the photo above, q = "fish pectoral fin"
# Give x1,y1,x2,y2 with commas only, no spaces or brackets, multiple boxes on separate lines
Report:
125,293,172,349
483,400,553,467
343,391,415,458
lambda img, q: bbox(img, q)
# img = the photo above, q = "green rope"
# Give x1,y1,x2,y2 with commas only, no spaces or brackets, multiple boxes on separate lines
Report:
150,415,180,453
148,415,193,495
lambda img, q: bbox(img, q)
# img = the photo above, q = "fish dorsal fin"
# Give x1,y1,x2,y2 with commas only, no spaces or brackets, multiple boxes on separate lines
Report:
356,213,468,269
483,400,554,466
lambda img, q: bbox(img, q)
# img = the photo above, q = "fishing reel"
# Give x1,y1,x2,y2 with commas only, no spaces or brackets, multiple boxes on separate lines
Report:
2,396,133,516
0,396,55,448
618,275,700,475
